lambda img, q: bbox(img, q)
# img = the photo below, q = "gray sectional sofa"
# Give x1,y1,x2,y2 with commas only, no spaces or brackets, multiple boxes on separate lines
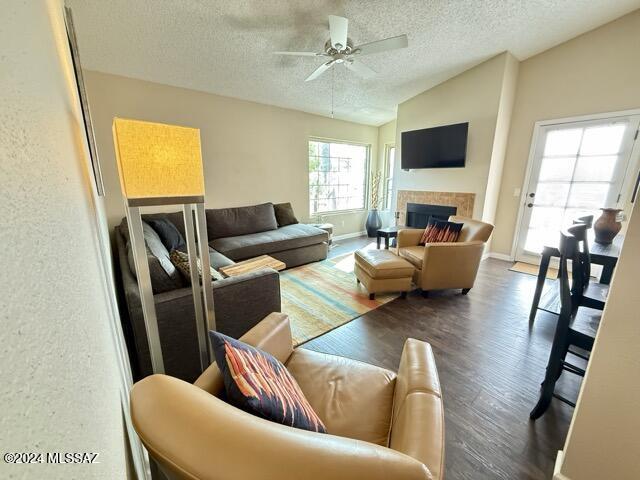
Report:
115,202,328,382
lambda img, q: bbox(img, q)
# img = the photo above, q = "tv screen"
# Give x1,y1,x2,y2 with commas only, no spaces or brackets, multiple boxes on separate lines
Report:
401,122,468,169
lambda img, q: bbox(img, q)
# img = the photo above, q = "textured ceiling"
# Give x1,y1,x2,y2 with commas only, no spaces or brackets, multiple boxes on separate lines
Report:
68,0,640,126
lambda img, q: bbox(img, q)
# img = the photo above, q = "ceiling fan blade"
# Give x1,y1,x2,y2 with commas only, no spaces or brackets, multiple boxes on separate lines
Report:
328,15,348,50
305,60,335,82
345,60,376,79
354,34,408,56
273,51,327,57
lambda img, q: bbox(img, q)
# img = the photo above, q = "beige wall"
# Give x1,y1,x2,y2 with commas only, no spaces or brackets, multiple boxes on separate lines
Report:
555,198,640,480
84,71,379,237
377,119,397,226
482,53,519,225
492,10,640,255
393,53,514,220
0,1,130,478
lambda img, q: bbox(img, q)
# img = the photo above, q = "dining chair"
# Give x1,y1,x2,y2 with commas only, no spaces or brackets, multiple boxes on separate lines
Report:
529,229,602,420
567,223,608,312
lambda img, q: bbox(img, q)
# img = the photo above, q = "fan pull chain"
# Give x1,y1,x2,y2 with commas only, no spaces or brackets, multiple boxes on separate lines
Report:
331,65,335,119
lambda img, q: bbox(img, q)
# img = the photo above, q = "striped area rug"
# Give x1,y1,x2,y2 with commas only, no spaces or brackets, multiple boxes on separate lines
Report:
280,251,397,346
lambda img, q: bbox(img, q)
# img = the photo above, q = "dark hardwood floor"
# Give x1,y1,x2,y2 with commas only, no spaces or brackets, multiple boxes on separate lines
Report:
305,235,579,480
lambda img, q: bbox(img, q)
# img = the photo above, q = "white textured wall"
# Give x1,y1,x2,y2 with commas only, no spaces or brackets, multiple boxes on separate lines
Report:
0,1,129,478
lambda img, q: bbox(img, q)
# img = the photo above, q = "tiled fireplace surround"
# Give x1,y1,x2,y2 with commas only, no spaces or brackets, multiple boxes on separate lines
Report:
396,190,475,226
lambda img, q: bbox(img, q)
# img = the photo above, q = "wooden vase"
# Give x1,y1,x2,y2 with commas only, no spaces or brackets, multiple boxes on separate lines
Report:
593,208,622,245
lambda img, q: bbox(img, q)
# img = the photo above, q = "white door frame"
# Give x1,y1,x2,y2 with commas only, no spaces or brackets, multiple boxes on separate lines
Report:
510,108,640,262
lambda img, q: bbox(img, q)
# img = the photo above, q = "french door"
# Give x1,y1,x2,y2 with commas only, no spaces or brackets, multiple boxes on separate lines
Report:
515,114,640,263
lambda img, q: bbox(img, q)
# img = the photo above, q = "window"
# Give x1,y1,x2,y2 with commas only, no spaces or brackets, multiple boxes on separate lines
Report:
383,145,396,210
309,139,369,215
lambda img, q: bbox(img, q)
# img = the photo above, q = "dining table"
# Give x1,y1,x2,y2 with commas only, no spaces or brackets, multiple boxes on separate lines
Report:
528,235,623,322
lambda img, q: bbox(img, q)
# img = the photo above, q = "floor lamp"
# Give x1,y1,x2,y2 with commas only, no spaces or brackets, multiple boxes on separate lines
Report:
113,118,215,374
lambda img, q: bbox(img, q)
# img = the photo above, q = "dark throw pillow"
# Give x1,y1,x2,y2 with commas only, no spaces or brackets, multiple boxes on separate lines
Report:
209,331,326,434
147,217,186,251
421,220,463,244
273,202,299,227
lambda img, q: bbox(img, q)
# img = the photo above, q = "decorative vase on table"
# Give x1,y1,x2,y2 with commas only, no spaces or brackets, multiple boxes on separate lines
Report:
365,209,382,237
366,170,383,237
593,208,622,245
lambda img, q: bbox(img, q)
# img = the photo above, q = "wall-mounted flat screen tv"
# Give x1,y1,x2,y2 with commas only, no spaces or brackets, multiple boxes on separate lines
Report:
401,122,468,169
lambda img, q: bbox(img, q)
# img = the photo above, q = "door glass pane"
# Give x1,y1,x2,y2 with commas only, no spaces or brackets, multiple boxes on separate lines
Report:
538,156,575,182
567,183,610,209
580,124,626,155
525,228,559,253
536,183,570,206
573,155,617,182
529,206,564,230
543,128,582,156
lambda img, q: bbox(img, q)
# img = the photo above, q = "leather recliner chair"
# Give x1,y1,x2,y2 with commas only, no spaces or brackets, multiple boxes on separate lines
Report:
397,215,494,295
130,312,445,480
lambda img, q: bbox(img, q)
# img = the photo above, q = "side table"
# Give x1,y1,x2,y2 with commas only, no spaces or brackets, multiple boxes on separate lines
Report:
376,226,402,249
309,223,333,245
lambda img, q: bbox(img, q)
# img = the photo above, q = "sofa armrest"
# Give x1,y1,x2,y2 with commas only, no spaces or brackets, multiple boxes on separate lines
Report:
390,339,444,480
132,375,432,480
397,229,424,249
195,312,292,394
125,266,281,382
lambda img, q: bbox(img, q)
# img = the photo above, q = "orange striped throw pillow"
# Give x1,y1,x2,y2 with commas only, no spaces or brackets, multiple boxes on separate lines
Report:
420,220,464,245
209,331,326,433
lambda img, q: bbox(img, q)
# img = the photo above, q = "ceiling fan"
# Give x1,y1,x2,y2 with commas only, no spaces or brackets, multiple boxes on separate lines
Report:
274,15,408,81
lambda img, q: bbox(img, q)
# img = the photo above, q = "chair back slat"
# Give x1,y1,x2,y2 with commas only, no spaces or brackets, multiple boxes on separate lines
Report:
567,223,590,299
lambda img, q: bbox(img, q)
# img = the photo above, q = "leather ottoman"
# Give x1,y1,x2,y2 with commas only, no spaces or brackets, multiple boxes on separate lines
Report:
354,249,415,300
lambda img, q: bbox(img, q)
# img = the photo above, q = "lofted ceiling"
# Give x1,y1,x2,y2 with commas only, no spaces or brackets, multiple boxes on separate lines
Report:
68,0,640,126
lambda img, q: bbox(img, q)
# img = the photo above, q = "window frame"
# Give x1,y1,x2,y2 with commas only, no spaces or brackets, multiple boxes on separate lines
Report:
308,137,371,216
382,143,396,211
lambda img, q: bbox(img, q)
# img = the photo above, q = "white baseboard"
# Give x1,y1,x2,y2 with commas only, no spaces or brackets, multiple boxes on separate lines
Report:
483,252,514,262
553,451,572,480
333,231,367,242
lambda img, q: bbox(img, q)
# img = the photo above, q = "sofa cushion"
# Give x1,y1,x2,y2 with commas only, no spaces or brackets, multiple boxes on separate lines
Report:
209,248,234,269
273,202,298,227
210,224,328,261
209,331,326,433
398,246,425,270
206,203,277,240
286,348,396,446
125,222,184,294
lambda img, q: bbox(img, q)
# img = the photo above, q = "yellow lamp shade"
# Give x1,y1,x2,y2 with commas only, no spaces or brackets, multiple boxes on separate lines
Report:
113,118,205,202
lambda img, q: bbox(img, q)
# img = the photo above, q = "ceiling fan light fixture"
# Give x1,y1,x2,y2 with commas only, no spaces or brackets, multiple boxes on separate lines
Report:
273,15,408,81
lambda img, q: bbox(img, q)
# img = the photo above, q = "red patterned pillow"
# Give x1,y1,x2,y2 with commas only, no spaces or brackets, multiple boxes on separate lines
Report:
209,331,326,433
421,220,463,245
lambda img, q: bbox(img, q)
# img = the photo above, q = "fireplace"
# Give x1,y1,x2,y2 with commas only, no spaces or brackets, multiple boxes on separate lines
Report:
396,190,474,226
405,203,457,228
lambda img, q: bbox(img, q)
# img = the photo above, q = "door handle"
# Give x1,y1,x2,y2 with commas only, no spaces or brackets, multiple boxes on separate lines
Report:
527,203,534,208
529,192,535,198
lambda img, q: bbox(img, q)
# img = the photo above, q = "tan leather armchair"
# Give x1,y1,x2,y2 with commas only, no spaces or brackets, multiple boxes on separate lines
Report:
397,215,494,295
130,312,445,480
